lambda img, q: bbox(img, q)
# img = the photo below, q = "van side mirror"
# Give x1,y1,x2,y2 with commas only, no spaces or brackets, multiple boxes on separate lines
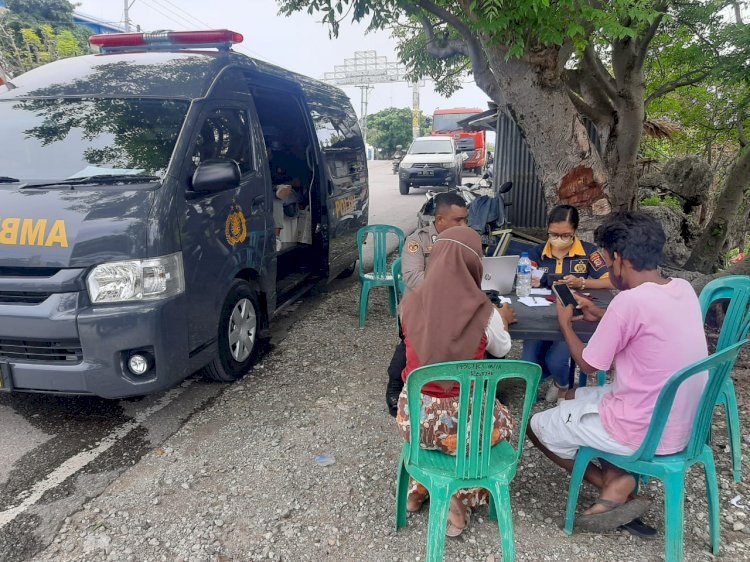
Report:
191,159,241,193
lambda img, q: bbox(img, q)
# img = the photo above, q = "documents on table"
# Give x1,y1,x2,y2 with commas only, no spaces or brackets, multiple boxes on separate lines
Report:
530,288,552,295
517,296,553,307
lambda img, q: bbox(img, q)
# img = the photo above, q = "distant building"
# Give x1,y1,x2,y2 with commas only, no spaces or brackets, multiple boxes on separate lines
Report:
0,2,124,34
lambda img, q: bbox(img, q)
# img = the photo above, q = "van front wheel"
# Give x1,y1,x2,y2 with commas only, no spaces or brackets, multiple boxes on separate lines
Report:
399,180,410,195
202,280,260,382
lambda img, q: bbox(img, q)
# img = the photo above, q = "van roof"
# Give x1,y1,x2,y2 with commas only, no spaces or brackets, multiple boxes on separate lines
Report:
0,49,344,102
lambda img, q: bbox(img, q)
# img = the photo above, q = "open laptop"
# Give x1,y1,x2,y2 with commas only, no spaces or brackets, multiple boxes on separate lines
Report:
481,255,520,294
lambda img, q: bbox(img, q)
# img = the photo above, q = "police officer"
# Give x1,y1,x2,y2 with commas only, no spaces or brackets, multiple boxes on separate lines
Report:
385,192,469,416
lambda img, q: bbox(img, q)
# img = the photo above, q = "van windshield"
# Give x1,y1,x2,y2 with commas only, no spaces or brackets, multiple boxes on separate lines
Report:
408,139,454,155
0,98,189,182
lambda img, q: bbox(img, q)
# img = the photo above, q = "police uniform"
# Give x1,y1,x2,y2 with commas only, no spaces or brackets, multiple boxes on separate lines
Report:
522,238,609,391
401,223,439,291
527,239,609,286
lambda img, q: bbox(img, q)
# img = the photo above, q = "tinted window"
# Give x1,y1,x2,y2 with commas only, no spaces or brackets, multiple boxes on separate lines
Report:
408,139,454,154
432,112,478,132
0,98,188,180
191,108,253,174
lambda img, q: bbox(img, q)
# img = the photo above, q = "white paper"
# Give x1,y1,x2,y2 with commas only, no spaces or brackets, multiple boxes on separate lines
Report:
517,296,553,307
498,296,512,304
530,288,552,295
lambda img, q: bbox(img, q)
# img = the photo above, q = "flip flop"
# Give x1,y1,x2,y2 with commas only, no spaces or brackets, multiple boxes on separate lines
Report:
576,497,650,533
446,508,471,538
619,517,658,539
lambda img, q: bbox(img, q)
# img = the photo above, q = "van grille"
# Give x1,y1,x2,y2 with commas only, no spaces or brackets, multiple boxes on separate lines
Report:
0,291,51,305
413,163,442,169
0,339,83,363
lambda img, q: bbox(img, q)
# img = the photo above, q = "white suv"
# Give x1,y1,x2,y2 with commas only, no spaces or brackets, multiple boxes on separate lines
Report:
398,136,464,195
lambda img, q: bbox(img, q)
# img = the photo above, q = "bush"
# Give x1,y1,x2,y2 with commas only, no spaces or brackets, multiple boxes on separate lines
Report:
640,195,682,210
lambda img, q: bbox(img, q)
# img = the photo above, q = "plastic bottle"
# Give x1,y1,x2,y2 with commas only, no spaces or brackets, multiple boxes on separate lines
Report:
515,252,532,298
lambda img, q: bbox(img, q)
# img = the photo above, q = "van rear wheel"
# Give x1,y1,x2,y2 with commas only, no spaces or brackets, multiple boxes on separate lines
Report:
202,280,260,382
399,180,410,195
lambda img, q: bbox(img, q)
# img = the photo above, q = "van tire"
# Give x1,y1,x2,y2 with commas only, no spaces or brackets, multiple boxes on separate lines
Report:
201,280,260,382
399,180,410,195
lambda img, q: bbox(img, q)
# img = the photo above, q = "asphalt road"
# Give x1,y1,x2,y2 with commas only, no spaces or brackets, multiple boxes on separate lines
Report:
0,159,427,562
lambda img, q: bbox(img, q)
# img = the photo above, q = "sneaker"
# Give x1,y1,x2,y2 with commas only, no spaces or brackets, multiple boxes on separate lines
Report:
545,383,568,403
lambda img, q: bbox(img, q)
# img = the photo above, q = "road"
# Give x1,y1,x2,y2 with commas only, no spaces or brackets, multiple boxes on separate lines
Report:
0,160,425,561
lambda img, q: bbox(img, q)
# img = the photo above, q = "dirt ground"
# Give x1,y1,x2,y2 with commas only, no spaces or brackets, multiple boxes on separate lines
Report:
34,278,750,562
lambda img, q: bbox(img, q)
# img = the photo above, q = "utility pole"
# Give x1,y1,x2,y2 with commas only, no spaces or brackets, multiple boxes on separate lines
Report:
323,51,424,145
124,0,131,32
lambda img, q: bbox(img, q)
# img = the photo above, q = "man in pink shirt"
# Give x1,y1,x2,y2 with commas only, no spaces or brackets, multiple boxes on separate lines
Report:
527,211,708,533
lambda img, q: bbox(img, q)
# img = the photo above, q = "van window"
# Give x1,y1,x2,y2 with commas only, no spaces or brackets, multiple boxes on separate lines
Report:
307,99,365,183
192,108,253,174
408,138,454,154
0,98,188,180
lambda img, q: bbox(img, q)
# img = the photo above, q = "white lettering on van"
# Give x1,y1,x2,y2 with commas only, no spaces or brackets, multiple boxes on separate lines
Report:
0,218,69,248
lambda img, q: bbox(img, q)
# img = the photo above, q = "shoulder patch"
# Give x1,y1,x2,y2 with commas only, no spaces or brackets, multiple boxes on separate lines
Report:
589,251,606,271
407,241,420,253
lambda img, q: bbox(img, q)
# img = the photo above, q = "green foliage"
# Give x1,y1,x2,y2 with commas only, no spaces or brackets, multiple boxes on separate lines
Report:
640,195,682,210
367,106,430,157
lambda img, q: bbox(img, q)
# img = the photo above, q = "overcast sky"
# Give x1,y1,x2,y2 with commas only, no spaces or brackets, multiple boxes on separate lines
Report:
75,0,492,120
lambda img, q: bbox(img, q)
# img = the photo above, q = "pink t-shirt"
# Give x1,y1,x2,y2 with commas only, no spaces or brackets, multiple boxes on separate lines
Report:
582,278,708,454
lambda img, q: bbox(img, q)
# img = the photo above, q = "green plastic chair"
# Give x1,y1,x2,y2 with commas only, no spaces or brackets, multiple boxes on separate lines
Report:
392,257,407,332
699,275,750,483
357,225,405,329
395,360,542,562
564,340,748,562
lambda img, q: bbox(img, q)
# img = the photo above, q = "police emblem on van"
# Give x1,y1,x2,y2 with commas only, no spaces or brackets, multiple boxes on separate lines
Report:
225,205,247,246
0,218,69,248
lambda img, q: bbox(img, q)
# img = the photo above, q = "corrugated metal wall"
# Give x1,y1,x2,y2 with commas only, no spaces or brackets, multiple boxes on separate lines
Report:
494,112,600,229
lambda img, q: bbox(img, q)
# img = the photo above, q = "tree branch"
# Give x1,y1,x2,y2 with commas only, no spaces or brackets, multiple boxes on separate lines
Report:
634,10,666,69
582,44,618,102
645,69,710,105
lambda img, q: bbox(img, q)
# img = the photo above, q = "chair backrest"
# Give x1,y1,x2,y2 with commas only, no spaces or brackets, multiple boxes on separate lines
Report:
631,340,747,462
405,360,542,480
699,276,750,351
392,257,406,300
357,225,406,278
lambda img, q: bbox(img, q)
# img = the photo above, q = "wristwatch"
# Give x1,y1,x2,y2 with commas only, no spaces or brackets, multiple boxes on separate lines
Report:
581,279,586,290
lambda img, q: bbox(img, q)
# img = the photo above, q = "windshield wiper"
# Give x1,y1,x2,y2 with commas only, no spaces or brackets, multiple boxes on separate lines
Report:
0,176,20,183
21,175,161,189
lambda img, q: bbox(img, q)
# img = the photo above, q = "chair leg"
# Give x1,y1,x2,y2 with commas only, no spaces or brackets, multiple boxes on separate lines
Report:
704,457,722,555
395,458,410,530
493,482,516,562
564,451,591,535
388,286,397,317
663,473,686,562
597,370,606,386
359,282,371,329
424,486,451,562
722,382,742,483
488,491,498,521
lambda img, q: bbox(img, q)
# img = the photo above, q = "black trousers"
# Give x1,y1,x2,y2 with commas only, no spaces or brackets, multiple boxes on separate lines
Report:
385,336,407,416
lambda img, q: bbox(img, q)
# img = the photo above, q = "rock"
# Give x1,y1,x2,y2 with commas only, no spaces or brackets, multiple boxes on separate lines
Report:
660,156,713,208
734,522,746,532
640,205,690,266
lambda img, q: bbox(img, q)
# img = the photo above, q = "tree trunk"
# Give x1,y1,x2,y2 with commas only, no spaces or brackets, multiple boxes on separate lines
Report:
483,52,612,233
684,147,750,273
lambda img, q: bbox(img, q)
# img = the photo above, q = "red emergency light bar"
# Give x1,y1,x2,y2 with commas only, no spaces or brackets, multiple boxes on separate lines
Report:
89,30,243,52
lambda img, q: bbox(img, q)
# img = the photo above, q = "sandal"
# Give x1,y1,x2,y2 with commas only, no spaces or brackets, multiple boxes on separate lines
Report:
407,491,428,513
576,497,650,533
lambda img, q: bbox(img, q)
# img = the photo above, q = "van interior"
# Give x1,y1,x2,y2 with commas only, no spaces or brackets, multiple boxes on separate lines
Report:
251,87,321,302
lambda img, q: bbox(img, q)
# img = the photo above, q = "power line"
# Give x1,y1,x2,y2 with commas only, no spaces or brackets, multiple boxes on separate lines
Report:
152,0,211,28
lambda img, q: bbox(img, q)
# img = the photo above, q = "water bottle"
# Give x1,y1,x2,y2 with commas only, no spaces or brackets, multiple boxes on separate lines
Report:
516,252,532,298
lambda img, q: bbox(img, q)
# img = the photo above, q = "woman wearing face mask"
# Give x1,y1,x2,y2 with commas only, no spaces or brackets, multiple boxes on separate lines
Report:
522,205,613,402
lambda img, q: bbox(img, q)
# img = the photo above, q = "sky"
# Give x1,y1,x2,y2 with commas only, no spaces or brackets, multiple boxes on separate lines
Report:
75,0,493,121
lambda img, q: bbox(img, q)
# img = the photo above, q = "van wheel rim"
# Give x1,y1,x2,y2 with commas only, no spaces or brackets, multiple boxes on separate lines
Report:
228,298,256,362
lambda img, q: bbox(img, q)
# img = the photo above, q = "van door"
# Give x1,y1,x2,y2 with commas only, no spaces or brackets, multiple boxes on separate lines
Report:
303,86,368,280
176,103,271,357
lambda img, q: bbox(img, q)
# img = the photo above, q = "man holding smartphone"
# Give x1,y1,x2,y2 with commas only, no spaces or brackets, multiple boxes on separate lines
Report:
526,211,709,534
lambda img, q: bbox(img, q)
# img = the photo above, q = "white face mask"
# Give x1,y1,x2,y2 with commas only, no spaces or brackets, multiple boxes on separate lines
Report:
549,237,574,251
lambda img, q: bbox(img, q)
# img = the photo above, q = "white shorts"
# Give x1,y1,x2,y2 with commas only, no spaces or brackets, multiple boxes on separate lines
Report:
529,385,635,460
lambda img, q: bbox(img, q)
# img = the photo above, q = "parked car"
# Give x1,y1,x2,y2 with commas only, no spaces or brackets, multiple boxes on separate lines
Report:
0,29,368,398
397,136,464,195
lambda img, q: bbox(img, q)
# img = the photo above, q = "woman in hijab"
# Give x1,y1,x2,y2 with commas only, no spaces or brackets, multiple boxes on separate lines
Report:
396,225,516,537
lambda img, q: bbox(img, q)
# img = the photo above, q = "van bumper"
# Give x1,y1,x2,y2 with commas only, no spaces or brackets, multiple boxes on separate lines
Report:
0,293,190,398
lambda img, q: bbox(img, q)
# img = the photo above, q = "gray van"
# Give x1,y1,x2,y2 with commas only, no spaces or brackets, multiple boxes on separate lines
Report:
0,30,368,398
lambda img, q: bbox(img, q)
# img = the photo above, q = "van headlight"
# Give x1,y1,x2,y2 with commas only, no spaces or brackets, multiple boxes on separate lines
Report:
441,162,454,168
87,252,185,304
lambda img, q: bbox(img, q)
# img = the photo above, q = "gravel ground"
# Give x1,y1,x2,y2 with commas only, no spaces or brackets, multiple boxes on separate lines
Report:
33,278,750,562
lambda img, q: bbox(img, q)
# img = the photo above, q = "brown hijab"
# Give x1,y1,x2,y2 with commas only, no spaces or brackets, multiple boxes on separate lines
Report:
400,225,494,365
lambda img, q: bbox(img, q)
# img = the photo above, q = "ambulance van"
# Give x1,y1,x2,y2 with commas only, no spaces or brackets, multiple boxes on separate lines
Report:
0,30,368,397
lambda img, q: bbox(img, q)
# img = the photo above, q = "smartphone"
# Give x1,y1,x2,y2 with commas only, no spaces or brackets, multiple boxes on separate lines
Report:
552,283,579,309
545,273,564,288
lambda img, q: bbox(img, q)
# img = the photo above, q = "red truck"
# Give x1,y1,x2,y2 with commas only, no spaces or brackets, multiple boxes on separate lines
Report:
432,107,486,174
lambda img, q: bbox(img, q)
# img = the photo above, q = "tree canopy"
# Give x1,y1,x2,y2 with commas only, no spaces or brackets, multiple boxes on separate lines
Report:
366,107,431,157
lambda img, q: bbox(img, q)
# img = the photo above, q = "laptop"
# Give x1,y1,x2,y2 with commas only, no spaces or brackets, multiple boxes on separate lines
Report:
481,255,520,294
